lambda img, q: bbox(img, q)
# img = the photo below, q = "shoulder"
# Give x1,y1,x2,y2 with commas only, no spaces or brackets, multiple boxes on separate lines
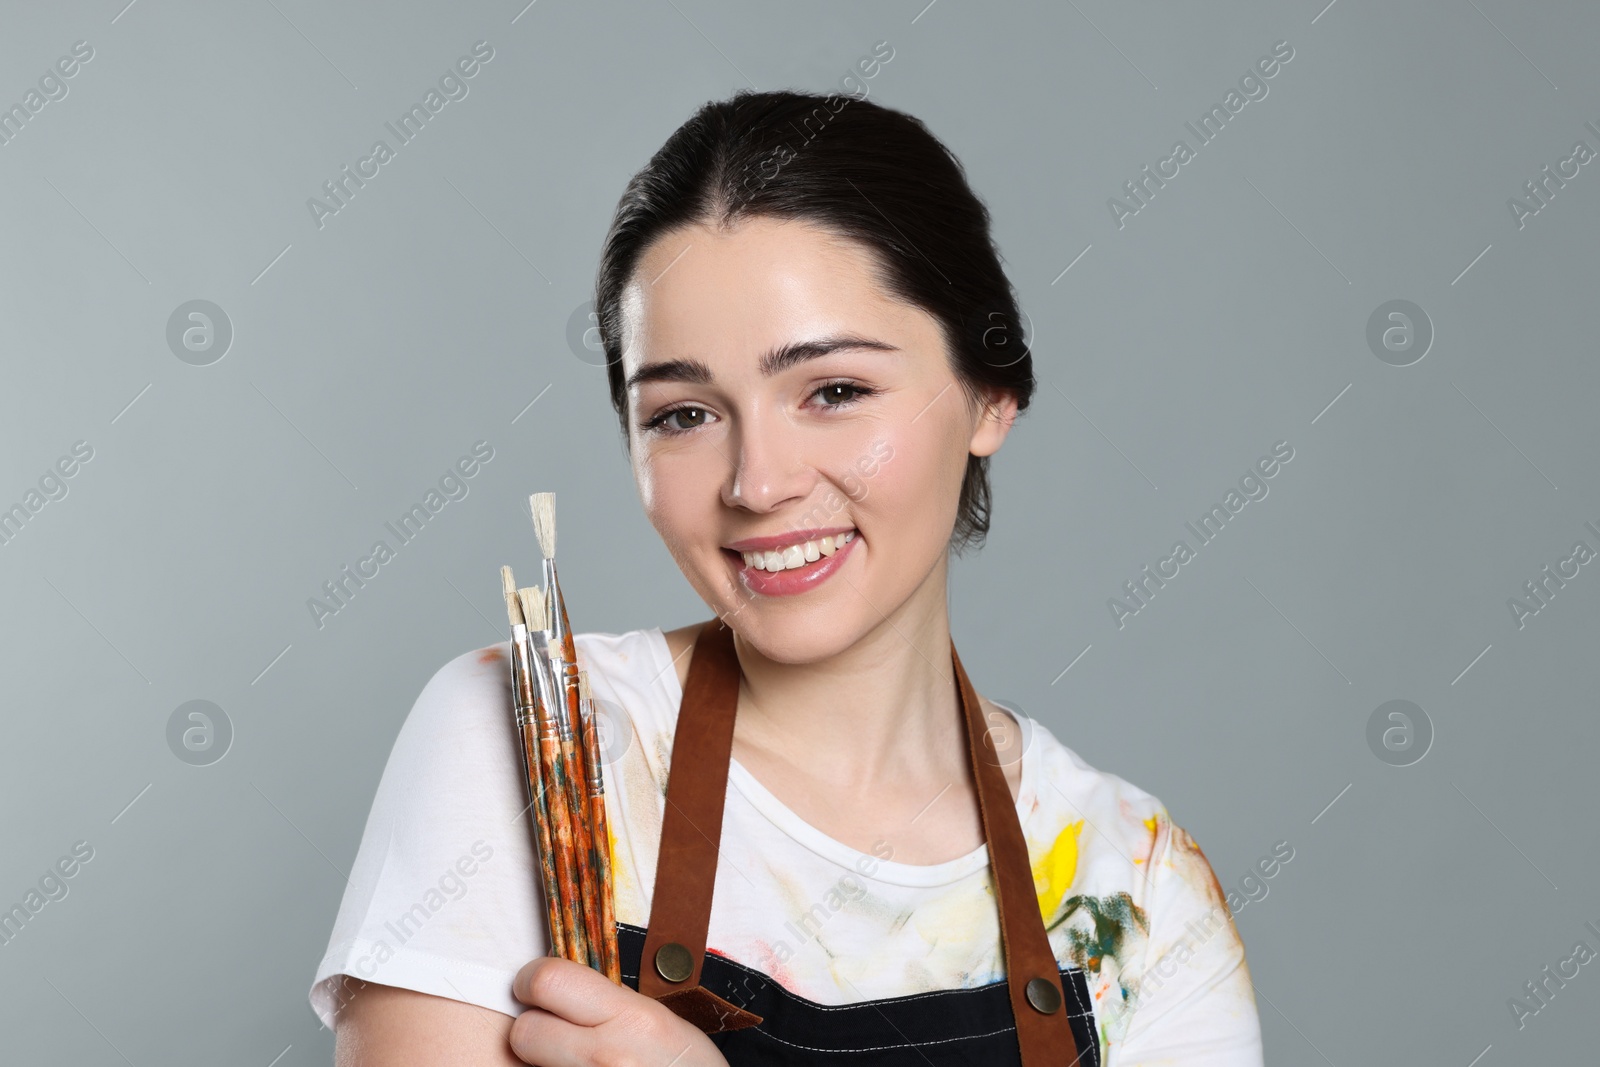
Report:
419,627,674,704
1011,711,1168,827
1015,718,1246,971
396,627,677,756
384,643,517,783
1007,713,1176,886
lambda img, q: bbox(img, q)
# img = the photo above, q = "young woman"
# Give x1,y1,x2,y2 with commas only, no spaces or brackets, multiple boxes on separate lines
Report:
310,90,1264,1065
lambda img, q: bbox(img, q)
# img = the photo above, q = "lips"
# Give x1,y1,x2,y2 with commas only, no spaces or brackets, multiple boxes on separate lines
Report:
723,528,860,598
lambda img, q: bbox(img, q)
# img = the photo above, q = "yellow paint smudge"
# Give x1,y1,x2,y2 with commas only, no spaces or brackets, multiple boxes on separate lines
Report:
1033,820,1083,920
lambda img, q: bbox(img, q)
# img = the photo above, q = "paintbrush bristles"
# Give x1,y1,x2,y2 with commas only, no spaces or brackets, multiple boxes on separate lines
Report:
518,587,546,630
501,565,523,627
530,492,557,560
578,670,591,700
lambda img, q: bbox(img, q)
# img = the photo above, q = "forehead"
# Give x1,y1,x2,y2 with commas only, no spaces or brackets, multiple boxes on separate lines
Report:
618,216,915,372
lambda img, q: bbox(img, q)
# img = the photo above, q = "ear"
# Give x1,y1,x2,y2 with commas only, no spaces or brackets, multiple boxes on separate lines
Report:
968,388,1019,458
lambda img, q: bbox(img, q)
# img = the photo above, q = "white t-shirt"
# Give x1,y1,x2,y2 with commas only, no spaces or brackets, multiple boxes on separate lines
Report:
309,628,1264,1065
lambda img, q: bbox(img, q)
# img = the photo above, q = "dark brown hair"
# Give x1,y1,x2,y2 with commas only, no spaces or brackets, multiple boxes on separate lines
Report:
592,88,1034,554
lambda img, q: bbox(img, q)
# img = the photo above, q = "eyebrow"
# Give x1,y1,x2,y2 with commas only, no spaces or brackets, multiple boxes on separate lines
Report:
623,335,899,393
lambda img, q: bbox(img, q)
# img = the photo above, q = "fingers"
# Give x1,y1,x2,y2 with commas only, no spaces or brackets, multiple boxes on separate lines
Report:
510,957,718,1067
508,1006,598,1067
510,1007,707,1067
511,956,629,1028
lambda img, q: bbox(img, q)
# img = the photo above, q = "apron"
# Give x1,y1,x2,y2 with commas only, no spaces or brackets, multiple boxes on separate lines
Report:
625,617,1097,1065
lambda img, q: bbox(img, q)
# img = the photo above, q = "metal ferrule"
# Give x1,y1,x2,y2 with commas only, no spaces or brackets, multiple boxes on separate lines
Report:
542,560,584,738
528,627,571,743
580,695,605,795
542,558,569,652
509,624,539,724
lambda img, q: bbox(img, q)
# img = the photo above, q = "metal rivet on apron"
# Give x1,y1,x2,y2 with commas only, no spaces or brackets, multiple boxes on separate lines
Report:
1025,976,1062,1014
654,942,694,983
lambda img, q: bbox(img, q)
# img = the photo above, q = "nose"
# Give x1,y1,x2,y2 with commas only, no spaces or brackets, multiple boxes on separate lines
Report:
721,408,815,514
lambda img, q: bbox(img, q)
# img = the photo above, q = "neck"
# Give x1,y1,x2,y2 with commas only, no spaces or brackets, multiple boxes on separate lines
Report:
730,554,965,791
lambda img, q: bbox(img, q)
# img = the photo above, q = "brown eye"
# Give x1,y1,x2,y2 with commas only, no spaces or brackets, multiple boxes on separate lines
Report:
665,407,707,430
818,383,860,405
641,403,718,436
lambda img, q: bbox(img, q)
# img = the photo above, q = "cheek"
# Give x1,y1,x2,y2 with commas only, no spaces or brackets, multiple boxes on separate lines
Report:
631,447,660,512
633,446,718,551
840,421,965,535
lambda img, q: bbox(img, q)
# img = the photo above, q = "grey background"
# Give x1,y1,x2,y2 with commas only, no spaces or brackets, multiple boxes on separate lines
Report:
1,0,1595,1063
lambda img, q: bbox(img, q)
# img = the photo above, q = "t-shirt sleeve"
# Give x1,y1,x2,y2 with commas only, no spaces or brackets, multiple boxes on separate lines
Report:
307,644,548,1030
1108,819,1265,1066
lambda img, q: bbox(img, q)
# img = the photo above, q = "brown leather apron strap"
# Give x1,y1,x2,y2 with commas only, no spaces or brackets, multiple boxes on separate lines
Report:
638,618,763,1033
951,641,1082,1064
639,617,1082,1064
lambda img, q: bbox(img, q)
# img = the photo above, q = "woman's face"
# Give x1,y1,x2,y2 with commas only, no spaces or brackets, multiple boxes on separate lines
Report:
617,215,1016,662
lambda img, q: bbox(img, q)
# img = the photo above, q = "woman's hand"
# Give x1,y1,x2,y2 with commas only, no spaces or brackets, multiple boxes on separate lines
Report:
509,956,731,1067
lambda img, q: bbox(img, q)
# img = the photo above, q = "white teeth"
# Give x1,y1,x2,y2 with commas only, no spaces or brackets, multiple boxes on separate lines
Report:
739,529,856,572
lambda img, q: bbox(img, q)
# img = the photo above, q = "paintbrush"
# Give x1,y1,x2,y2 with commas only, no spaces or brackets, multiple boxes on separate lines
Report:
579,669,621,982
519,585,592,968
528,491,607,975
501,567,567,962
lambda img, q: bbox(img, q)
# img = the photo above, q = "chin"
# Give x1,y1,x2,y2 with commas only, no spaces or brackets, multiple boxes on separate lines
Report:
726,611,863,665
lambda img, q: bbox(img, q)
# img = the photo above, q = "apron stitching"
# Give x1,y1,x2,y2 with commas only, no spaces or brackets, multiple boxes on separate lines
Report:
743,1021,1021,1053
623,964,1096,1019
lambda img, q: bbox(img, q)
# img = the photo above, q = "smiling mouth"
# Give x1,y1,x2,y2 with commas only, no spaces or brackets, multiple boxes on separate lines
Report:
721,529,859,597
735,529,856,572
